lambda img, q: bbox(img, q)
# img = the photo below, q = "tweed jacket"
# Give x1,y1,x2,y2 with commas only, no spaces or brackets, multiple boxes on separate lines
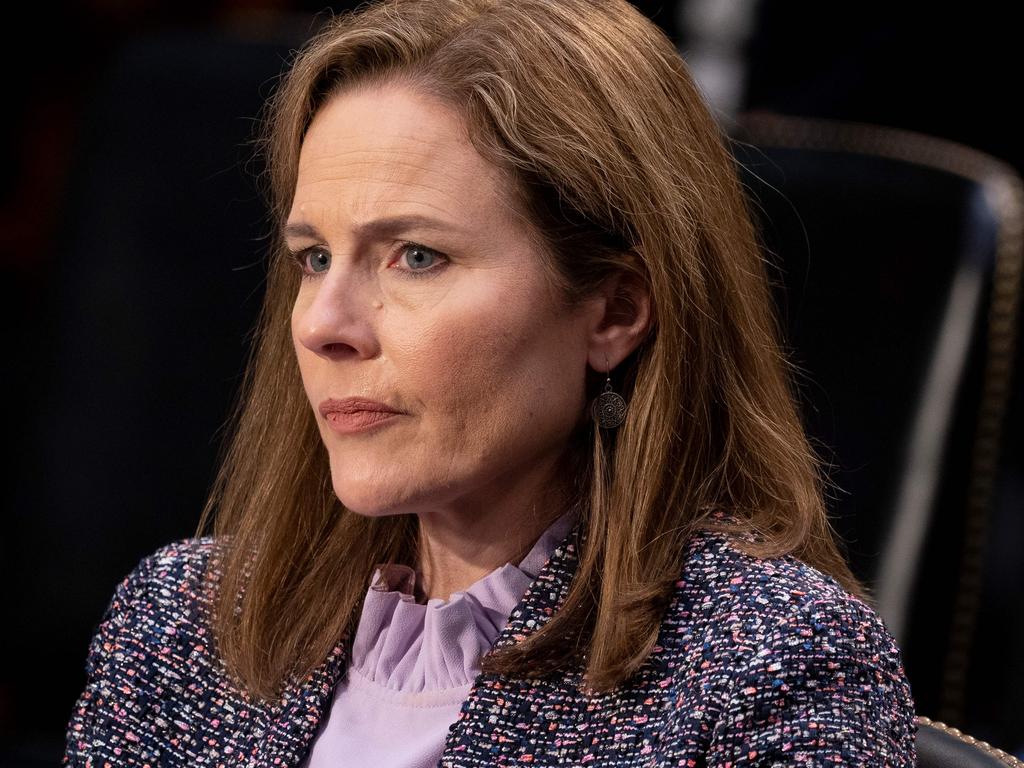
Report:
63,518,918,766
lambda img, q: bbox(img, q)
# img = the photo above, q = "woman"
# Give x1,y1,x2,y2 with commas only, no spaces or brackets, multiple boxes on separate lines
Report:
63,0,918,765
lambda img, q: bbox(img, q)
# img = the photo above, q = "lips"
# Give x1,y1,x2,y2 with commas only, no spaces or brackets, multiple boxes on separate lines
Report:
318,397,403,417
318,397,405,435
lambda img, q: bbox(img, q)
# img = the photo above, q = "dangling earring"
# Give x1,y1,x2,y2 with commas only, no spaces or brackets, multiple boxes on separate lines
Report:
591,353,627,429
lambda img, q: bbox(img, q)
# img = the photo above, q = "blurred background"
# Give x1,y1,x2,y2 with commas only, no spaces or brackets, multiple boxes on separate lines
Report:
3,0,1021,763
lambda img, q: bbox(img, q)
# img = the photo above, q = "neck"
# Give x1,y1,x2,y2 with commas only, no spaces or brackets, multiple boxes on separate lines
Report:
414,456,574,603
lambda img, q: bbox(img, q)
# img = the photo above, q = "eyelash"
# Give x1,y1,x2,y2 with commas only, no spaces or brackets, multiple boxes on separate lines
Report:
286,241,448,281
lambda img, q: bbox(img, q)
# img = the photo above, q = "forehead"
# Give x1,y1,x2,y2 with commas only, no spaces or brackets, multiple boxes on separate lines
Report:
292,84,516,225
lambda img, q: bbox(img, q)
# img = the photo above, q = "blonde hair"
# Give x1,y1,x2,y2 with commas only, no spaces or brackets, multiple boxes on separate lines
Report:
196,0,866,702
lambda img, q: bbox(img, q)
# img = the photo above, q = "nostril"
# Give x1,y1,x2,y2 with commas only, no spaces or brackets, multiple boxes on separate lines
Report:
318,341,368,360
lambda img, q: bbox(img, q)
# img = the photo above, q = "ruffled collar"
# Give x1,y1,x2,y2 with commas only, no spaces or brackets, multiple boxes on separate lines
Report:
348,510,578,693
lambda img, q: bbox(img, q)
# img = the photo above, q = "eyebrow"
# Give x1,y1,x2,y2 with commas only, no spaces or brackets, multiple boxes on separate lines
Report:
281,214,462,242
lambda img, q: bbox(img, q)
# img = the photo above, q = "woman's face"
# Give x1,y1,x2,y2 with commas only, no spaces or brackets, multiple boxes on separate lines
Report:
288,83,600,520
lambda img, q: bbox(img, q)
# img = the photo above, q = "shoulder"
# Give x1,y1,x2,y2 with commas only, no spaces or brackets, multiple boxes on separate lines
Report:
671,526,901,667
64,535,244,764
109,534,224,588
104,535,227,630
659,527,917,764
76,534,230,679
136,534,225,581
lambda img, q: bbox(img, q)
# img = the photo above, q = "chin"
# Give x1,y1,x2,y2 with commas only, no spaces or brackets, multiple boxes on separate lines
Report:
332,488,396,517
330,478,422,519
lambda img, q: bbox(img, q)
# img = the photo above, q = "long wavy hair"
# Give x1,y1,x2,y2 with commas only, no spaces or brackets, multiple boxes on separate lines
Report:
195,0,867,703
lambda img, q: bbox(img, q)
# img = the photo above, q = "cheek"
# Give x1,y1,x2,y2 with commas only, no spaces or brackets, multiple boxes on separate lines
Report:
395,295,585,445
395,315,513,407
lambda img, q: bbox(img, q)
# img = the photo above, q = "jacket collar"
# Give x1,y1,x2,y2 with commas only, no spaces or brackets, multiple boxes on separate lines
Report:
260,515,586,767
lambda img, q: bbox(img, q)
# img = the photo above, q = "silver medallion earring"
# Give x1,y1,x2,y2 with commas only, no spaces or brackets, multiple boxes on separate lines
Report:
591,353,627,429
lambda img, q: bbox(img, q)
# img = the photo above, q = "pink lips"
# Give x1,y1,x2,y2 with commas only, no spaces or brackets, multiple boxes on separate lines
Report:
319,397,404,435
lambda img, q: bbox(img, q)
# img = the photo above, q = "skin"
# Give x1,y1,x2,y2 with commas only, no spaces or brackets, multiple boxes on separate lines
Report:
288,82,651,602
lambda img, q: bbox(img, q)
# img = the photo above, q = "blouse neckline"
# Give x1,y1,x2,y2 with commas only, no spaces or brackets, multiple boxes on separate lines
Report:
347,509,578,693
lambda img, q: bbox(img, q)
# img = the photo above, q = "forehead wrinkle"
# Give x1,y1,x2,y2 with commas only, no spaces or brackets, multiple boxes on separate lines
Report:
297,149,478,196
292,159,502,229
292,177,488,226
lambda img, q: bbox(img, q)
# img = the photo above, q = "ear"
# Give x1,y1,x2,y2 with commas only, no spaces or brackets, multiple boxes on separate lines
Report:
585,268,653,373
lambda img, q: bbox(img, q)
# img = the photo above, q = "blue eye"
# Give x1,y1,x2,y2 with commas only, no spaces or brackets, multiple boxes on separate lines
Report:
308,249,330,273
393,242,448,278
289,247,330,280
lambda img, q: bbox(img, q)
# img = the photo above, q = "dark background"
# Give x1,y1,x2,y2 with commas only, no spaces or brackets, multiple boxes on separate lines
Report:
4,0,1021,763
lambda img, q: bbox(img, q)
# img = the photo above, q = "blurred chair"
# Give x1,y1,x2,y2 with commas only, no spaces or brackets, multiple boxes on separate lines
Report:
917,716,1024,767
728,111,1023,750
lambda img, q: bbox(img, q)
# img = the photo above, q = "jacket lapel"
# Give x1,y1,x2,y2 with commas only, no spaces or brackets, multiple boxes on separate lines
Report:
438,519,586,767
258,632,352,766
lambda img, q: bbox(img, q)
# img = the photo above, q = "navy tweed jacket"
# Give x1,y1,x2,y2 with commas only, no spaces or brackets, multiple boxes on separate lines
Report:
63,519,918,766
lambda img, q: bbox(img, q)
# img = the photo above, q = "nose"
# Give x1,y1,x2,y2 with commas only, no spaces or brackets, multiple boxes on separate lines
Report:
292,268,381,361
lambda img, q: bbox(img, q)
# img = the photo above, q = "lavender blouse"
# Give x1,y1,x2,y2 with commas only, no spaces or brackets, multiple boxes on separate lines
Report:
299,510,578,768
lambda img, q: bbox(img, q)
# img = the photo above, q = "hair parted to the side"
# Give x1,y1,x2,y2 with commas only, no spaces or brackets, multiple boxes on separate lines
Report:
194,0,868,703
